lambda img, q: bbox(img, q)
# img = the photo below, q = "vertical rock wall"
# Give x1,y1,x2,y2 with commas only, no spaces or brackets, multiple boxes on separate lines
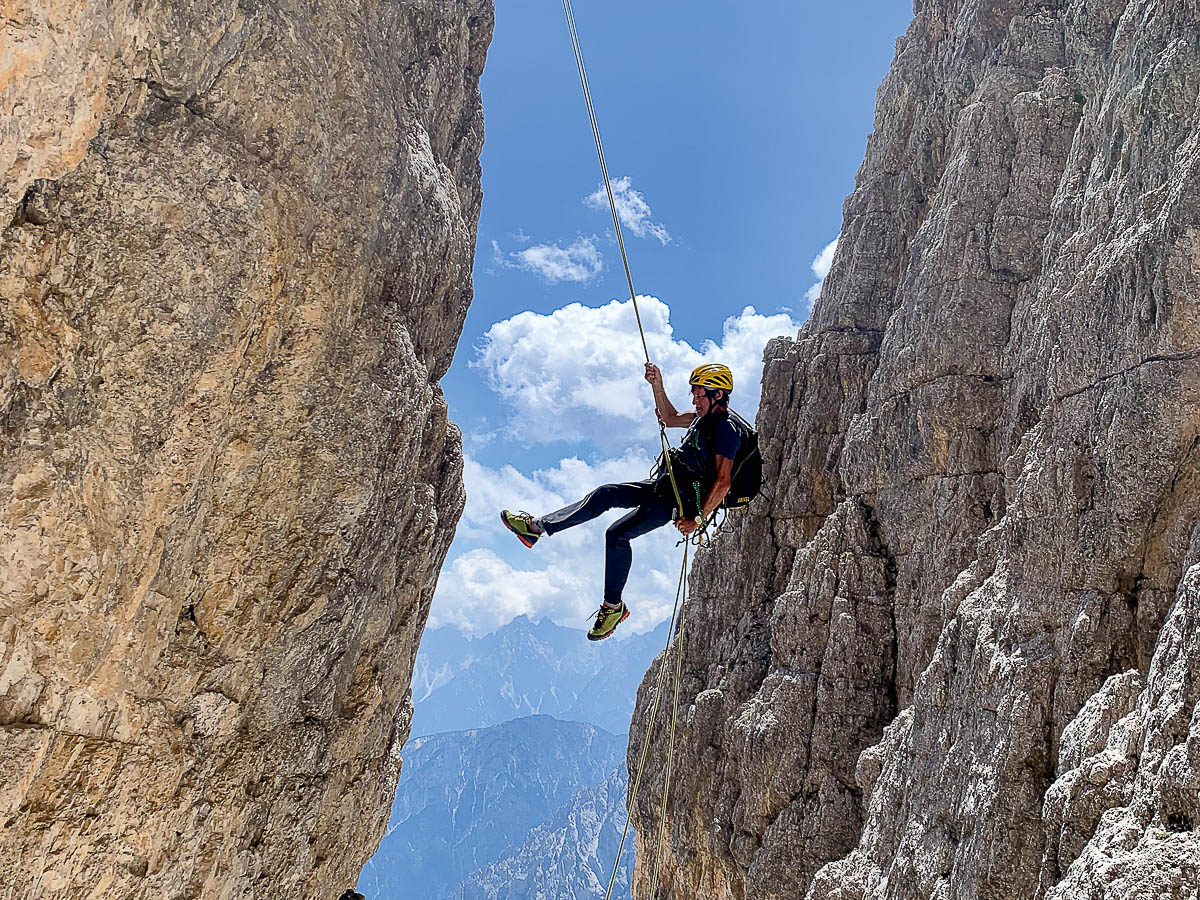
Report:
630,1,1200,898
0,0,491,896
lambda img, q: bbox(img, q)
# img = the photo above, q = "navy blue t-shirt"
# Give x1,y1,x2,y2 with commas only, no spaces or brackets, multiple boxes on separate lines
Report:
712,415,741,462
674,411,742,482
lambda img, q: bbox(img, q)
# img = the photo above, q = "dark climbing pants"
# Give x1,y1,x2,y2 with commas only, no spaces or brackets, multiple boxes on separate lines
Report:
539,479,676,607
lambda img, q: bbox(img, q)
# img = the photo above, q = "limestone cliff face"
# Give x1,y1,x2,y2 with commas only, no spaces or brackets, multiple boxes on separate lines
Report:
630,2,1200,898
1,1,490,897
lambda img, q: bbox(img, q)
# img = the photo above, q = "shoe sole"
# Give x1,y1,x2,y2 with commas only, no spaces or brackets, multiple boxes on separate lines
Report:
501,512,537,548
587,606,630,641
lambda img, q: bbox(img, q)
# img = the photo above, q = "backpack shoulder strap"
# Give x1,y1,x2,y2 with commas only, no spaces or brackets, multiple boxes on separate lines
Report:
726,410,756,440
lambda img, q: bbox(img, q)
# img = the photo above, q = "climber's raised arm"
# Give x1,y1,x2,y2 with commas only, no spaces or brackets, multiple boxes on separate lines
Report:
644,363,697,428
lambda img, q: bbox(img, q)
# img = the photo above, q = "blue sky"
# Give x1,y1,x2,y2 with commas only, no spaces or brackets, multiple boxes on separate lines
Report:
430,1,915,634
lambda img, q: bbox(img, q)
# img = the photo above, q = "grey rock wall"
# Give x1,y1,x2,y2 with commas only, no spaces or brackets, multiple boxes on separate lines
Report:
0,0,491,897
629,1,1200,898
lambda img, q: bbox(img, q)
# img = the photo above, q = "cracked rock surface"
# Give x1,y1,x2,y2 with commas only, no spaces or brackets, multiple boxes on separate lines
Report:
629,2,1200,898
1,0,491,896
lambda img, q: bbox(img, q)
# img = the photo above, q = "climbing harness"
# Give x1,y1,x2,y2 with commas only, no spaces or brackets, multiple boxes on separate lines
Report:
558,1,696,895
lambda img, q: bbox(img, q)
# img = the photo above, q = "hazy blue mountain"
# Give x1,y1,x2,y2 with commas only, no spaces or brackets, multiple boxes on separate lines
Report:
357,716,625,899
411,615,670,737
451,767,635,900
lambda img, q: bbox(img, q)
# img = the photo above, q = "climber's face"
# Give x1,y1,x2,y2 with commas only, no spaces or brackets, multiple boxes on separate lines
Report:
691,385,710,417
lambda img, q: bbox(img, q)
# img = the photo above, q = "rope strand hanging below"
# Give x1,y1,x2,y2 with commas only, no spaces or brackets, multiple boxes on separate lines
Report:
601,543,689,900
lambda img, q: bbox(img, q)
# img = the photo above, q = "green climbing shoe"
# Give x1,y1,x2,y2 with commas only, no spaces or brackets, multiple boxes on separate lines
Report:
587,603,629,642
501,509,541,548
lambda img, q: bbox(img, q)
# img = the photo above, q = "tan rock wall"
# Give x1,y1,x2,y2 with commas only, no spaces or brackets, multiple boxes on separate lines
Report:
0,1,491,897
1,0,137,216
630,1,1200,898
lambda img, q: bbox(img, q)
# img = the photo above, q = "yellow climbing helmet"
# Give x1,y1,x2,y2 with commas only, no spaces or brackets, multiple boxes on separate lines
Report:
689,363,734,392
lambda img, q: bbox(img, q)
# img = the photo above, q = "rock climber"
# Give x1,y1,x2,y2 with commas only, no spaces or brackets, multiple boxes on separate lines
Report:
501,363,747,641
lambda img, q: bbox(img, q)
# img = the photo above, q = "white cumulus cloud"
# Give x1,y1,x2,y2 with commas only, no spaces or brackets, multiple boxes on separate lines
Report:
492,236,604,283
804,236,839,309
585,177,672,245
474,296,799,448
429,450,682,635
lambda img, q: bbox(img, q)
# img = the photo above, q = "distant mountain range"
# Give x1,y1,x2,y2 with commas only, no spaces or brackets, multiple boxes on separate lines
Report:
411,615,670,737
450,767,635,900
357,616,670,899
357,716,630,899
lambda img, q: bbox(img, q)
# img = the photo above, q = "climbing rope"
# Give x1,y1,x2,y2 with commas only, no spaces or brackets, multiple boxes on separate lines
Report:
601,542,689,900
558,4,699,896
559,0,686,520
649,551,689,897
560,0,645,358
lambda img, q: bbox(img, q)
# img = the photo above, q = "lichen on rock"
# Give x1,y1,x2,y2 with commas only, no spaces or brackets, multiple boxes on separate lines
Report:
1,0,492,896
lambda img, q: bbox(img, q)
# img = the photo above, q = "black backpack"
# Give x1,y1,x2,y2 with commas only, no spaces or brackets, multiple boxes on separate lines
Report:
720,411,764,510
654,410,764,512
